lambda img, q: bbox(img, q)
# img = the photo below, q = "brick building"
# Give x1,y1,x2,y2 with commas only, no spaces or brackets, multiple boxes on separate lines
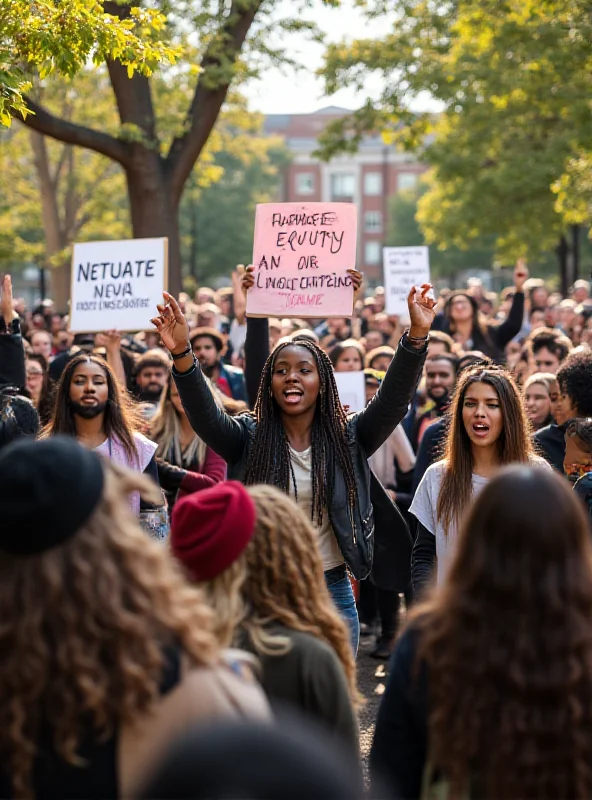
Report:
264,106,428,281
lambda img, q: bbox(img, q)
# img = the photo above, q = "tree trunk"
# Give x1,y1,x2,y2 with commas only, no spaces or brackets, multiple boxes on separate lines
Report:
125,151,182,297
557,234,569,296
29,131,72,311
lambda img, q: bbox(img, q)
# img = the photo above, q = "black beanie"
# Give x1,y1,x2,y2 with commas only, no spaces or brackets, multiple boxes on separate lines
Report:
0,436,105,555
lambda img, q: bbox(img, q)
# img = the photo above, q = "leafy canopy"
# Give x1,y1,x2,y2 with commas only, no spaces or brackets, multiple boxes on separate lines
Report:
0,0,176,125
318,0,592,261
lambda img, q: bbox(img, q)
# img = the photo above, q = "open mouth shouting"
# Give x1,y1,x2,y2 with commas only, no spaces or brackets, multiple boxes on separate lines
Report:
283,387,304,405
472,422,490,439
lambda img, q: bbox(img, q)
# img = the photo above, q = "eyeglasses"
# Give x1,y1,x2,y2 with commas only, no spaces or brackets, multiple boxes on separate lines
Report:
26,370,43,378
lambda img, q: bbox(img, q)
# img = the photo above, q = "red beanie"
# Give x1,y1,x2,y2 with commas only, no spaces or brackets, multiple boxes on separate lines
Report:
171,481,256,582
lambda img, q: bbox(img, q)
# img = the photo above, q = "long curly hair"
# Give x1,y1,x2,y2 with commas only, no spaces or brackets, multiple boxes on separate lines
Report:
243,338,358,528
43,354,144,464
437,366,535,534
410,465,592,799
199,485,358,704
0,463,218,798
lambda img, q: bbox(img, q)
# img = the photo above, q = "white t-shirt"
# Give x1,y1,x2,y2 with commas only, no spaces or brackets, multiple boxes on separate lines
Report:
410,458,550,584
410,461,489,584
288,445,344,571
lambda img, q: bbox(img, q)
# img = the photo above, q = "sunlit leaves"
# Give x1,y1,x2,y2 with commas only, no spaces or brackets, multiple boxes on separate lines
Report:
318,0,592,259
0,0,177,125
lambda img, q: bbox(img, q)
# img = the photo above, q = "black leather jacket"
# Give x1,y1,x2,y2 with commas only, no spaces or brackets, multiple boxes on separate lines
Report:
172,335,426,584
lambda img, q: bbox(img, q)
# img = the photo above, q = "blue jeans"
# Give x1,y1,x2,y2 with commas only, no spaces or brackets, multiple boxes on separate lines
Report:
325,568,360,656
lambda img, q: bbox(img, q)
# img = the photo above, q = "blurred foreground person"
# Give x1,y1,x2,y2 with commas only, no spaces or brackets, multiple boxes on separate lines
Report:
171,482,359,754
140,718,363,800
372,466,592,799
0,437,268,799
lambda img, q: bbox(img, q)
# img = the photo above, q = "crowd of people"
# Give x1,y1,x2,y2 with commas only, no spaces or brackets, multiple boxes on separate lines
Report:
1,259,592,798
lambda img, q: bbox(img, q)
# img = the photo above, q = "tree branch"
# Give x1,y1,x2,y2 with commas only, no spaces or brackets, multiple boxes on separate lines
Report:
17,97,131,167
167,0,263,203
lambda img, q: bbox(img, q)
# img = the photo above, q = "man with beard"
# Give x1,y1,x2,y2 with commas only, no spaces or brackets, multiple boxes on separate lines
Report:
189,327,246,402
411,354,458,452
133,349,171,419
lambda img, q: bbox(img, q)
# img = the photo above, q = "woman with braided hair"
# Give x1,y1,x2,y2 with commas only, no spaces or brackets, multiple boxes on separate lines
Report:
152,280,435,651
170,481,359,755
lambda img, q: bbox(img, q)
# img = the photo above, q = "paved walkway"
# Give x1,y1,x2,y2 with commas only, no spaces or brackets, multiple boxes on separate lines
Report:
357,635,390,774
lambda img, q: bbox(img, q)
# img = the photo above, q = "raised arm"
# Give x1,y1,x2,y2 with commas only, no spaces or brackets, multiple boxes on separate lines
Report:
0,276,25,391
356,285,435,456
238,266,270,407
96,330,127,389
151,293,247,465
490,259,527,349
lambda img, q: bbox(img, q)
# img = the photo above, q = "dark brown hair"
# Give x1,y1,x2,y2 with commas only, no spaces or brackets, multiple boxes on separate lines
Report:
411,465,592,799
437,366,535,533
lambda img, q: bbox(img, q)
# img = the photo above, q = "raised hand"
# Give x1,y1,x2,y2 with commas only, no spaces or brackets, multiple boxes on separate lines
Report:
347,268,363,295
96,329,122,352
241,265,255,296
151,292,190,353
1,275,17,323
514,258,529,292
408,284,437,338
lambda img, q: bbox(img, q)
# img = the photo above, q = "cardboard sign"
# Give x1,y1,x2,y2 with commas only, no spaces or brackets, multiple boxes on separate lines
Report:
69,238,168,333
246,202,358,319
334,370,366,413
384,246,430,316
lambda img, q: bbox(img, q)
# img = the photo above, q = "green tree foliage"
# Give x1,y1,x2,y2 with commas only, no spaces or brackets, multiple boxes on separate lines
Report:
0,0,174,125
318,0,592,265
388,184,496,279
180,119,289,282
0,72,285,303
8,0,339,304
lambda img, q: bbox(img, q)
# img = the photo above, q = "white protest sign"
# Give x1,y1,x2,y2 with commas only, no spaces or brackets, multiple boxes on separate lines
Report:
334,370,366,413
69,238,168,333
384,246,430,316
246,202,358,319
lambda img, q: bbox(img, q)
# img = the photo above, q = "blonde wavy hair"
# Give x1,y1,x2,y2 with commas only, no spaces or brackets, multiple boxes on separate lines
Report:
0,462,219,798
199,485,358,703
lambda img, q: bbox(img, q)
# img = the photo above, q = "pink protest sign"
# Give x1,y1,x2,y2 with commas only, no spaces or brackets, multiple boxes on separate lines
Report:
246,202,358,318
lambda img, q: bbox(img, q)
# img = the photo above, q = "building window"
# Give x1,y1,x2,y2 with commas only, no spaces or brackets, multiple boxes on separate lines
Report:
398,172,418,191
365,240,381,265
330,173,355,200
295,172,315,195
364,211,383,233
364,172,382,196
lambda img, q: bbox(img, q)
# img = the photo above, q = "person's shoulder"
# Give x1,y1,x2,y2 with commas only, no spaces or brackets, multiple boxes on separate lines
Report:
534,422,558,442
284,628,340,663
133,431,158,449
222,363,245,378
424,459,447,481
530,454,553,470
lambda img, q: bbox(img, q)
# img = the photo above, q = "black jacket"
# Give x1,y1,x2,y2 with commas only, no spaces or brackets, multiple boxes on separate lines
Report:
371,626,428,799
0,318,26,391
534,422,566,473
172,334,426,586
